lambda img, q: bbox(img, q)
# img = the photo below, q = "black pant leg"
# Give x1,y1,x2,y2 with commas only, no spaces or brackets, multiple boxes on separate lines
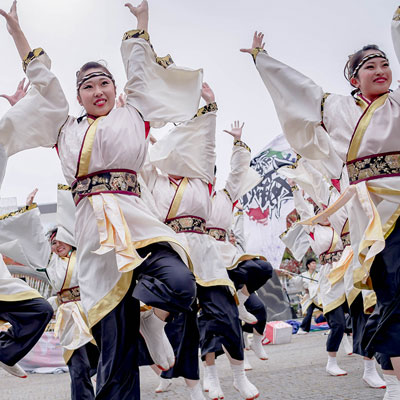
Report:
67,343,98,400
300,303,317,332
0,297,53,365
197,285,244,361
242,293,267,335
91,278,140,400
325,305,346,352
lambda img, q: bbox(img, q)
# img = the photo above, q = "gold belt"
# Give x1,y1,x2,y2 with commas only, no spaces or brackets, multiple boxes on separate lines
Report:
57,286,80,304
319,251,343,265
71,169,141,205
207,227,227,241
165,216,206,234
347,151,400,184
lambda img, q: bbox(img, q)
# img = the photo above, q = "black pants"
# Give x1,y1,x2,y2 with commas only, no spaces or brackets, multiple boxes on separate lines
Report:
161,307,200,380
91,242,196,400
363,220,400,357
242,293,267,336
228,259,273,293
0,297,53,366
300,302,322,332
67,342,99,400
325,303,347,352
349,292,370,357
198,285,244,361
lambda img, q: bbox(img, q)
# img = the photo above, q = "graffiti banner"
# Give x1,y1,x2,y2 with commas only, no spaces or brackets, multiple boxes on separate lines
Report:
242,134,296,268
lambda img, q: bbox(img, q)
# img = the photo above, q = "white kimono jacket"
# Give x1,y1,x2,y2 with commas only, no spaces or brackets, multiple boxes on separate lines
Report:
207,140,263,269
0,30,202,328
144,106,235,291
253,8,400,288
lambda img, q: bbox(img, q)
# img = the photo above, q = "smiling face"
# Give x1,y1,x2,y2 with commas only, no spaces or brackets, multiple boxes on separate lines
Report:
77,68,116,117
350,50,392,101
51,239,72,258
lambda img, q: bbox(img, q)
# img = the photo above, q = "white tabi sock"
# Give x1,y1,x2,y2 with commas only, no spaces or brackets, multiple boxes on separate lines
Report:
326,355,347,376
139,310,175,372
362,359,386,388
250,334,268,360
237,290,257,325
231,362,259,400
205,364,224,400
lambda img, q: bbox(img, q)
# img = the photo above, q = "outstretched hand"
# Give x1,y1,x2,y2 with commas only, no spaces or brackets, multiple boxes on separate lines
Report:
0,78,29,106
0,1,21,35
223,120,244,141
201,82,215,104
26,188,38,206
125,0,148,31
240,31,265,54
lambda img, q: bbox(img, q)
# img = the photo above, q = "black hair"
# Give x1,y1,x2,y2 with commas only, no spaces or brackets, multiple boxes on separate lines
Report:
47,227,58,241
305,258,316,270
344,44,387,86
76,61,114,89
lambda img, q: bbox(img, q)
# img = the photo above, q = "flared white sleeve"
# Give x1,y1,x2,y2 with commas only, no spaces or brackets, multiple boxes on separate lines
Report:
56,185,76,248
254,51,331,160
121,30,203,127
0,204,50,269
149,105,217,182
0,50,69,156
224,141,261,202
232,211,246,252
391,7,400,64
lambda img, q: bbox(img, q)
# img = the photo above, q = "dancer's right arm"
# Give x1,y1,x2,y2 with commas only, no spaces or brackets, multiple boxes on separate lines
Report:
241,31,332,161
0,1,69,156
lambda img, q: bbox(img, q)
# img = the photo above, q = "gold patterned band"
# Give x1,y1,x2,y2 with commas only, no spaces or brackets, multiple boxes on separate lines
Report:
71,170,141,206
319,250,343,265
194,102,218,118
207,227,227,241
347,152,400,184
57,286,80,304
22,48,45,72
233,140,251,152
165,216,206,234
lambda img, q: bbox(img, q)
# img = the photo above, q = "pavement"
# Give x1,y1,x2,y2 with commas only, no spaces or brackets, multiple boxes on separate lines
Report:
1,331,386,400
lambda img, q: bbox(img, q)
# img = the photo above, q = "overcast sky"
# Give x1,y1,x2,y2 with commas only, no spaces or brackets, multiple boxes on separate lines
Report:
0,0,399,205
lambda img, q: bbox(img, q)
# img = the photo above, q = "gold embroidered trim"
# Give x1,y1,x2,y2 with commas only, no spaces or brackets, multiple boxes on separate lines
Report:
393,6,400,21
251,47,265,63
57,286,80,304
347,152,400,184
166,177,189,220
57,184,71,191
22,48,45,73
165,216,206,234
287,153,302,169
223,188,233,203
194,102,218,118
291,185,299,192
122,29,150,42
319,250,343,265
234,139,251,152
347,93,388,162
320,92,331,125
207,227,227,241
156,54,174,68
0,203,37,221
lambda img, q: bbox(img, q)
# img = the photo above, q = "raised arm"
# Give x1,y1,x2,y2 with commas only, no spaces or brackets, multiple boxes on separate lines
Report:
241,31,331,161
0,1,31,60
391,6,400,65
0,1,69,156
121,1,202,127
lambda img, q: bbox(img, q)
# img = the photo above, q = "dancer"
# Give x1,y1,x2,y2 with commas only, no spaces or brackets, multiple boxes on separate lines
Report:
206,126,272,359
0,1,202,398
143,88,259,400
0,186,99,399
242,6,400,392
